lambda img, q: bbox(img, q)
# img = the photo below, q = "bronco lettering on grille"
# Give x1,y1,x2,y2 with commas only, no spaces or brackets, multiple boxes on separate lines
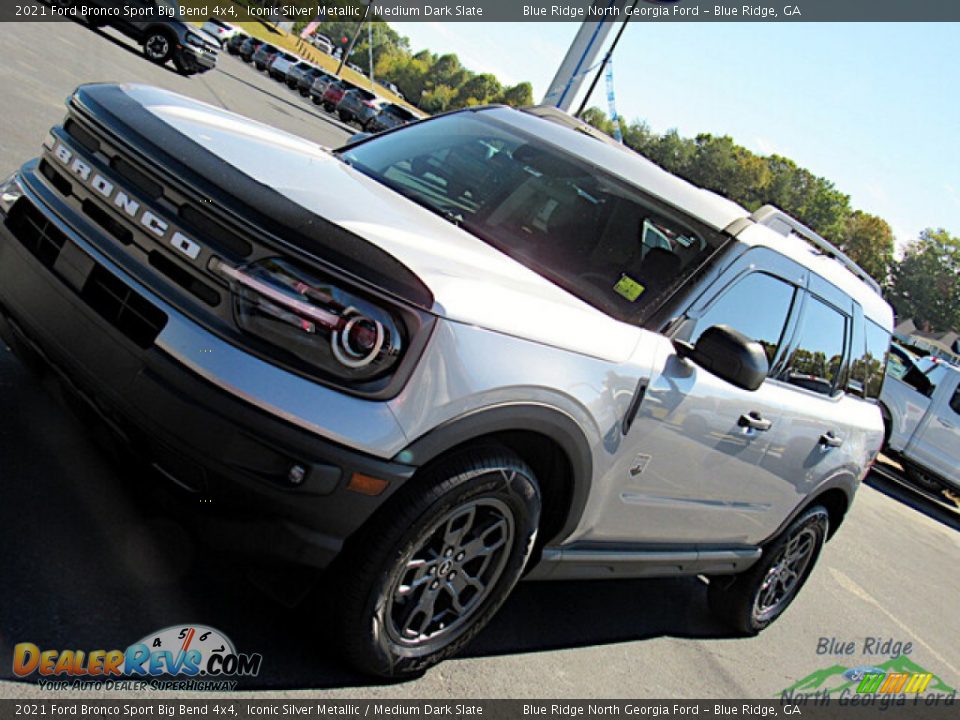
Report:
51,141,202,261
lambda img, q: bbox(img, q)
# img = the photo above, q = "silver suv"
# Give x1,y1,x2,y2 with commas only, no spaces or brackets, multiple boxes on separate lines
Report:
0,86,893,678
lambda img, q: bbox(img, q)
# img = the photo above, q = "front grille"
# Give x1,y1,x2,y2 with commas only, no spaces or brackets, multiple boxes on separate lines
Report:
148,251,221,307
82,264,168,348
39,159,72,198
82,198,133,246
110,155,163,200
64,118,100,155
63,117,250,258
6,197,67,268
6,197,167,349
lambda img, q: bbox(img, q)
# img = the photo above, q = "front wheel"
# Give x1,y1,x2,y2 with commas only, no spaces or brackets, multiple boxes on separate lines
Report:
709,506,828,634
143,32,173,65
333,447,540,678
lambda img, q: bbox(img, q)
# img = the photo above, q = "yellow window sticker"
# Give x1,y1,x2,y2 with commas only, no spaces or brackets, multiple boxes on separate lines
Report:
614,274,645,302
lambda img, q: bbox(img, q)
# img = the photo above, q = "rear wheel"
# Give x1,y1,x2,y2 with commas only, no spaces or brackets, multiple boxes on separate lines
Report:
143,32,174,65
332,446,540,678
709,506,828,634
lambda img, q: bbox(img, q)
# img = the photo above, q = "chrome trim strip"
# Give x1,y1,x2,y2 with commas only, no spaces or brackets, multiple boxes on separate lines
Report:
12,173,409,458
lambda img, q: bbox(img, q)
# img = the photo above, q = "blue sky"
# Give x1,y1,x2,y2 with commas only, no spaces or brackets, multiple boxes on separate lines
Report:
397,21,960,252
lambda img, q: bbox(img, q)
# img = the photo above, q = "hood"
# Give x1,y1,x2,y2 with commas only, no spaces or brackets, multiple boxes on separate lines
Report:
82,85,643,362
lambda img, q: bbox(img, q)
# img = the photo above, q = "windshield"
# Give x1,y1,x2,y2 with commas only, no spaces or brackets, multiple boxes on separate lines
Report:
339,112,724,322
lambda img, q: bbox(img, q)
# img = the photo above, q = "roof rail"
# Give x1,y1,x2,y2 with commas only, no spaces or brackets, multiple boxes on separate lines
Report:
750,205,882,295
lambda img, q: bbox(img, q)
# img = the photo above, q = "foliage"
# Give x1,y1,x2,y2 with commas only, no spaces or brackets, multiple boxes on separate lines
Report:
888,229,960,332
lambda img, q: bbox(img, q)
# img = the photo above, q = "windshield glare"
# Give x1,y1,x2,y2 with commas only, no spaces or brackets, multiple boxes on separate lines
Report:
340,112,721,323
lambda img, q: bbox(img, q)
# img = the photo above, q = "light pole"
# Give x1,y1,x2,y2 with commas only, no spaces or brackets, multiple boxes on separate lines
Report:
336,0,373,77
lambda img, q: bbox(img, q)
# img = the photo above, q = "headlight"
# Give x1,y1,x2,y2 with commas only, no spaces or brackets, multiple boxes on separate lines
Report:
0,173,24,217
210,257,405,382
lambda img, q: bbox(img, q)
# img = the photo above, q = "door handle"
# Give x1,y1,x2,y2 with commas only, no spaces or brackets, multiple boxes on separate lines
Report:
739,411,772,432
819,431,844,448
939,418,955,429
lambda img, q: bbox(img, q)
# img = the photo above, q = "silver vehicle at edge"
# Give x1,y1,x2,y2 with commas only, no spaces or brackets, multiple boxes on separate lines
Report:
0,85,893,678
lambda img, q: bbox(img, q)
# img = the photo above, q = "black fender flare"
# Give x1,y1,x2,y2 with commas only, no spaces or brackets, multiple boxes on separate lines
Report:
763,473,857,545
394,403,594,544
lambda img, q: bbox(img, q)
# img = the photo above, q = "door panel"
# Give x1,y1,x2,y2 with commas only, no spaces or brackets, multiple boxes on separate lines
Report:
909,376,960,480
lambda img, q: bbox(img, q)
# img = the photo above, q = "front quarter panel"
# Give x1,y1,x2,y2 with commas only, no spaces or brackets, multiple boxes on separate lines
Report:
388,319,658,536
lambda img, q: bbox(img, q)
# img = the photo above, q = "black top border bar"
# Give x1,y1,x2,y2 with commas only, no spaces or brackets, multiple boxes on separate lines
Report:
9,0,960,23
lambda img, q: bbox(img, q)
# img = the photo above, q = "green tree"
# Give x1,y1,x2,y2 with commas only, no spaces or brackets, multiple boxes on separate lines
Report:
421,85,458,113
837,211,895,284
498,82,534,107
889,228,960,331
456,73,502,106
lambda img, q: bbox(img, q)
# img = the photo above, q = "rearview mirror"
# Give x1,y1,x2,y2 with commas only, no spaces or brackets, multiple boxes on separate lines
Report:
674,325,769,392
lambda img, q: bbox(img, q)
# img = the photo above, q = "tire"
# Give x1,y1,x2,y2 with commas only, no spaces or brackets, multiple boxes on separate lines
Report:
332,446,541,678
339,110,351,123
173,54,198,76
143,31,174,65
709,505,829,635
323,102,334,112
311,96,321,105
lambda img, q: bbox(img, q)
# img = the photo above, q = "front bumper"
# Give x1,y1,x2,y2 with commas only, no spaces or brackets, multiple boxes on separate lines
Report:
0,169,417,569
180,44,217,71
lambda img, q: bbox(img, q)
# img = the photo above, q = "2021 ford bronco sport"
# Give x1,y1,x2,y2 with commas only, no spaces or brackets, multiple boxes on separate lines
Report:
0,84,893,677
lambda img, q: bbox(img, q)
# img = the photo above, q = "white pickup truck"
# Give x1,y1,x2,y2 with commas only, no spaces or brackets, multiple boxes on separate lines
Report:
881,344,960,492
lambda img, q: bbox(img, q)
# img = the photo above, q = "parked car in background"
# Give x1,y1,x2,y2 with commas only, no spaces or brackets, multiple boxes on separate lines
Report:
308,34,334,55
253,43,280,71
366,103,420,133
310,74,339,105
376,80,405,100
239,36,264,63
268,52,300,82
65,0,218,76
337,88,384,127
880,345,960,492
200,17,240,48
298,67,332,97
286,61,315,89
226,31,250,55
320,80,357,112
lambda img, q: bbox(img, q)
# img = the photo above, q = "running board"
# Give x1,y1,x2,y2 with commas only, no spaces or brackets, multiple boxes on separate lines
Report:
525,544,761,580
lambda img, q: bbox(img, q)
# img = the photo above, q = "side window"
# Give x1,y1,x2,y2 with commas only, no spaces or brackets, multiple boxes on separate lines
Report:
781,294,848,396
886,350,909,380
691,272,796,366
850,319,891,399
950,386,960,416
863,321,891,400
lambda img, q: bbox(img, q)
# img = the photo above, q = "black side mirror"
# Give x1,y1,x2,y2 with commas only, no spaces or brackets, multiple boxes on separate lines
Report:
674,324,769,392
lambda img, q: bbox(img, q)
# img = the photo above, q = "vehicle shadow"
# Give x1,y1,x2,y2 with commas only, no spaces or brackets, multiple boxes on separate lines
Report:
0,352,737,691
864,465,960,533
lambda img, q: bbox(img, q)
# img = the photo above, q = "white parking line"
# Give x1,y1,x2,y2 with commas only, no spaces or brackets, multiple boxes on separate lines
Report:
829,567,959,678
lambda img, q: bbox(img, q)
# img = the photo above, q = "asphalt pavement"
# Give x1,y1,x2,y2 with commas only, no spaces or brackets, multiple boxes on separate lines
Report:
1,19,959,701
